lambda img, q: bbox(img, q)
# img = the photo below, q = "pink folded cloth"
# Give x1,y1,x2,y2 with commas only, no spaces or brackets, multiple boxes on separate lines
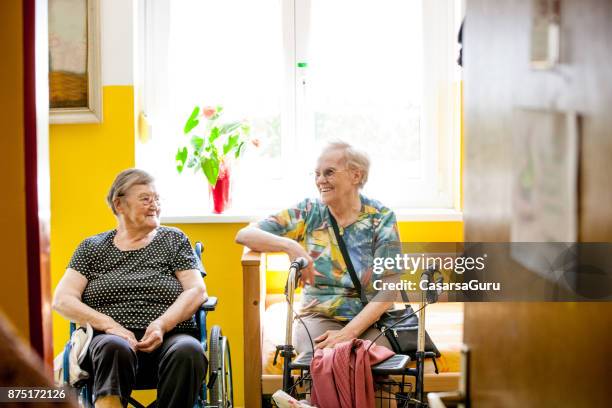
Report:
310,339,394,408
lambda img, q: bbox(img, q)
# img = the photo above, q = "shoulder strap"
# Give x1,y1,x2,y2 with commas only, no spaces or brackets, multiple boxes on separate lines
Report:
328,209,412,309
328,210,369,307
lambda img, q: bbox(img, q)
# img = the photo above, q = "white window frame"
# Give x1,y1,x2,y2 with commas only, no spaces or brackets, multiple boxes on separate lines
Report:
136,0,463,219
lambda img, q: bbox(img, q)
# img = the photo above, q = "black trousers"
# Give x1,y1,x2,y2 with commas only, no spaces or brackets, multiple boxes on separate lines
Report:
85,329,207,407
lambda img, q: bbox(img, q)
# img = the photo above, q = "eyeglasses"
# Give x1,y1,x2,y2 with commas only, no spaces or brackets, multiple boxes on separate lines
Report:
119,193,162,207
312,167,347,181
136,194,162,207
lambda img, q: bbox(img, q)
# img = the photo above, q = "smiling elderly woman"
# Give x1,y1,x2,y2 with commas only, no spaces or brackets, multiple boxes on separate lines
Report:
53,169,207,408
235,141,401,353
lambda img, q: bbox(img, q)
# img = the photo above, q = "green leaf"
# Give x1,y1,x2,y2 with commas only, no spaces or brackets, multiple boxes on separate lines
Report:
223,134,240,156
183,106,200,134
187,156,199,169
206,144,219,158
209,127,220,143
235,141,246,159
220,121,241,135
201,151,220,186
175,147,188,173
191,135,204,152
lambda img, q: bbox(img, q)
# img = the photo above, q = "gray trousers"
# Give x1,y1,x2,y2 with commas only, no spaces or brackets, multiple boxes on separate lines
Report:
85,330,207,407
293,313,393,354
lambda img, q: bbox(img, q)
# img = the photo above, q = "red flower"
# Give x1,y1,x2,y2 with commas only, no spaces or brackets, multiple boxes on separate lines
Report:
202,106,216,119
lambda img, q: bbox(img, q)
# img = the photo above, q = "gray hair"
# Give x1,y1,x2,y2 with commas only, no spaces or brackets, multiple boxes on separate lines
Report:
322,141,370,188
106,168,155,215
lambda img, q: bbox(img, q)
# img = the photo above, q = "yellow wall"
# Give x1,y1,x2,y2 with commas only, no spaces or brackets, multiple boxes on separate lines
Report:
0,0,31,340
50,86,462,406
50,87,137,353
398,221,463,243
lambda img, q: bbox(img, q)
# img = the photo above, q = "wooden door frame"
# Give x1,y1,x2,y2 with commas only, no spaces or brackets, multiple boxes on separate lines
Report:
23,0,53,367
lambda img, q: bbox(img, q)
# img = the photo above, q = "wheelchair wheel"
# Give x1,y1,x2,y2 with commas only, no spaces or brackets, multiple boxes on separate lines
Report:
208,325,234,407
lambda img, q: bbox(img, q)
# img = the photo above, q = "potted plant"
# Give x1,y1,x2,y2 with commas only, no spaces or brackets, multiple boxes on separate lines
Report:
175,105,251,213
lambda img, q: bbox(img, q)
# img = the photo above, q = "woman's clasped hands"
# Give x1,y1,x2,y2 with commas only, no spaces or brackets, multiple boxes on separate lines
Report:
105,320,166,352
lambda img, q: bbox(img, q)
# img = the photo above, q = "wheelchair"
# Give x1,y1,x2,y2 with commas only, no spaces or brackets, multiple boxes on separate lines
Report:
275,261,439,408
62,242,234,408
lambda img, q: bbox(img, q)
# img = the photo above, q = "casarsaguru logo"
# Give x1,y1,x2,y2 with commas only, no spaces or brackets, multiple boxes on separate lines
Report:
373,279,501,292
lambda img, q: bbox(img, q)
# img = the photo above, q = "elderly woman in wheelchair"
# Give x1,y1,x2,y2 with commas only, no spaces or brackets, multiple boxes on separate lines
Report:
53,169,208,408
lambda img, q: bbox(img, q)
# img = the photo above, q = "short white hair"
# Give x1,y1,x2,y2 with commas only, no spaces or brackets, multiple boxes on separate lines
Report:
322,141,370,188
106,168,155,215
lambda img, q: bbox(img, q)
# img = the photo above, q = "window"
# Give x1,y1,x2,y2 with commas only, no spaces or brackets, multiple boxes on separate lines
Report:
136,0,462,216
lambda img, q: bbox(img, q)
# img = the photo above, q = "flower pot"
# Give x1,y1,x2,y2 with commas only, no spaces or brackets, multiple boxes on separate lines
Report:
210,162,231,214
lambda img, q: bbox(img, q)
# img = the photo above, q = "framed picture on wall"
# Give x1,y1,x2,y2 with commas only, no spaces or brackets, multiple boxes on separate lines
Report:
49,0,101,124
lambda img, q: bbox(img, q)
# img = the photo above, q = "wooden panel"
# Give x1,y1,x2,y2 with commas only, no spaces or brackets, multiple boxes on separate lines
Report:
464,303,612,407
242,250,264,408
0,0,30,342
464,0,612,242
463,0,612,406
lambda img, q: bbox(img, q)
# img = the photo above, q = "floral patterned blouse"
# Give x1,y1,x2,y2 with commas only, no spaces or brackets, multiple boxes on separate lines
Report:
257,195,401,321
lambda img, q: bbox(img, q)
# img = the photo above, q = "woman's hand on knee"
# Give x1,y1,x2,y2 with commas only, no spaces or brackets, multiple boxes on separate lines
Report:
314,329,355,349
136,320,165,352
105,324,138,350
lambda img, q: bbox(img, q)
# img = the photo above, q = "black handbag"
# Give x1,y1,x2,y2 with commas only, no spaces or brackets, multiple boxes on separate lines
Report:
328,211,440,358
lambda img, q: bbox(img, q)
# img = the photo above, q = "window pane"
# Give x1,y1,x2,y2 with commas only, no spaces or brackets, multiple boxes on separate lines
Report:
168,0,282,155
138,0,458,215
140,0,284,214
308,0,423,205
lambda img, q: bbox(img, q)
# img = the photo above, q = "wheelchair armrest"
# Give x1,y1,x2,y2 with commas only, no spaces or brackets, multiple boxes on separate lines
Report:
201,296,218,311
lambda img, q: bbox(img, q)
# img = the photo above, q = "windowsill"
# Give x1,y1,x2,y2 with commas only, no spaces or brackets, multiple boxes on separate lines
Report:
161,208,463,224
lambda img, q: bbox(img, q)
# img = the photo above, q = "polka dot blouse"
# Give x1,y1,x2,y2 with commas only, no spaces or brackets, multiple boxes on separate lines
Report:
68,226,204,330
